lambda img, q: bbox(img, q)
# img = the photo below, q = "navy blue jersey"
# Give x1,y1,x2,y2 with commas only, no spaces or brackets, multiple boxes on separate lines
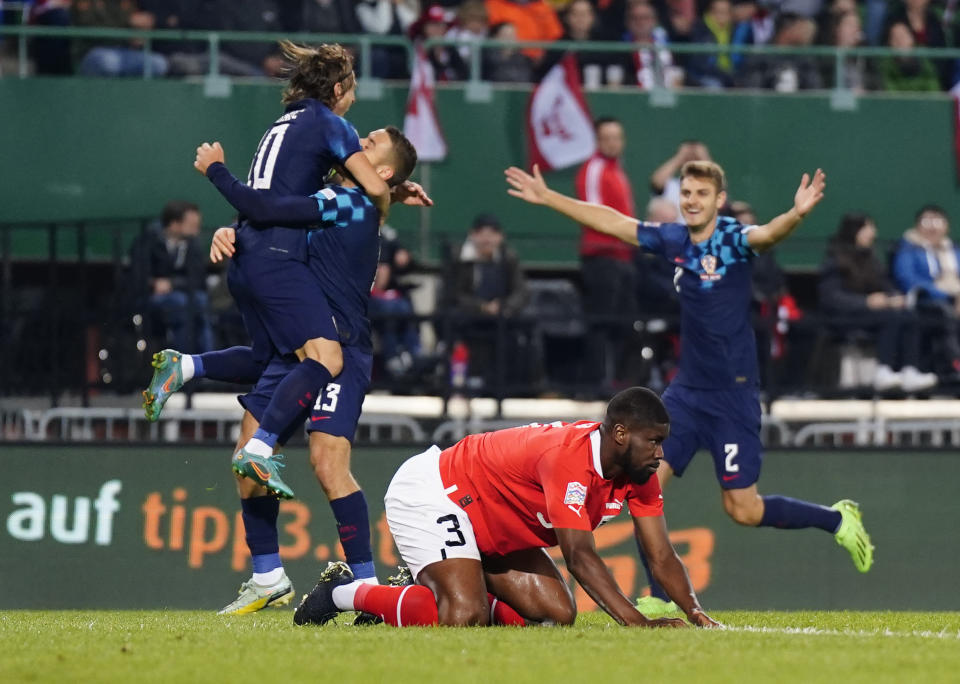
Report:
236,99,362,262
308,185,380,353
636,216,759,389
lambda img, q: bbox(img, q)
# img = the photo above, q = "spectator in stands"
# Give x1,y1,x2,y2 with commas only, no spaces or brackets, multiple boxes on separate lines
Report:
216,1,288,77
884,0,952,88
369,226,424,378
879,21,941,92
686,0,742,89
411,5,469,81
740,12,823,91
29,0,72,75
823,9,879,92
448,213,529,391
484,0,564,66
300,0,363,35
619,0,683,90
892,205,960,376
649,140,712,215
135,1,279,77
129,201,213,354
449,0,491,64
356,0,418,80
575,117,638,393
818,212,937,392
482,21,535,82
72,0,169,77
540,0,613,88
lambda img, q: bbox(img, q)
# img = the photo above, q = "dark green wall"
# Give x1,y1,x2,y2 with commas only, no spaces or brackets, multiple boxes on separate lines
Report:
2,445,958,610
2,78,957,266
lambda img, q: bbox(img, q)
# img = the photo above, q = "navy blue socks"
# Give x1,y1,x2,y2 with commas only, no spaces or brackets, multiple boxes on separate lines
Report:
241,496,281,574
257,358,332,441
759,495,842,532
330,490,376,580
194,346,265,384
635,540,670,601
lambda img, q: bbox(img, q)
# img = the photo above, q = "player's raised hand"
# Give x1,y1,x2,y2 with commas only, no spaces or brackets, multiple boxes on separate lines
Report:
209,226,236,263
194,142,225,176
392,180,434,207
505,164,549,205
793,168,825,217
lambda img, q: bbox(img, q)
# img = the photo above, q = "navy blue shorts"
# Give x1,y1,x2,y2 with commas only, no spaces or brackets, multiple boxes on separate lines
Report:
239,346,372,444
660,384,762,490
228,254,338,363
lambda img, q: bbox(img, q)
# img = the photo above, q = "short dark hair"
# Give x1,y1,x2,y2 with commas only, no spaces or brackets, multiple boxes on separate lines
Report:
603,387,669,430
915,204,947,222
594,116,621,132
832,211,872,246
280,41,355,108
161,200,199,228
471,213,502,232
385,126,418,188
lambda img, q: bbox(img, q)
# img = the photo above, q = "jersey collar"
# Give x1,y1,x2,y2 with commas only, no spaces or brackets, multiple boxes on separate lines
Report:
590,428,604,478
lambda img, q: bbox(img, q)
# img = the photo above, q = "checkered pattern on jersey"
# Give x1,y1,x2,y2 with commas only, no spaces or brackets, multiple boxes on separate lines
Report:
314,185,376,229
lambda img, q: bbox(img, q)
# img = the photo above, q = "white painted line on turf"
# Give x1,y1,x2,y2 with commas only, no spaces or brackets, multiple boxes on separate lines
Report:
724,625,960,641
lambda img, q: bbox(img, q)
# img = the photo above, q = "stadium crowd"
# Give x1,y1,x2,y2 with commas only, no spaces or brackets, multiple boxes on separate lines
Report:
14,0,960,92
121,129,959,403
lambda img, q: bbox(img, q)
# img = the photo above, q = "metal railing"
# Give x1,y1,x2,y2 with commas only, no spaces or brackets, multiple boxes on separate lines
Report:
3,25,960,103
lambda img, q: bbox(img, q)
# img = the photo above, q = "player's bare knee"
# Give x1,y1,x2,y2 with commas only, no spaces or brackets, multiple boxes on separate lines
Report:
439,599,491,627
724,498,762,526
548,599,577,625
300,338,343,376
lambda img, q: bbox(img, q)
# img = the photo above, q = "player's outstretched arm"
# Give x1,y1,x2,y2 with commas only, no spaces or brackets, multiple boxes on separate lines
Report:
555,527,687,628
747,168,826,252
344,150,392,220
505,165,640,246
194,142,327,227
633,516,720,628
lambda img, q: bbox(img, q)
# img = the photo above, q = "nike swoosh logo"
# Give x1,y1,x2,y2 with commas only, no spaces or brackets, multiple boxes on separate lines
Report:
162,375,175,392
250,462,272,482
722,474,738,482
311,416,331,422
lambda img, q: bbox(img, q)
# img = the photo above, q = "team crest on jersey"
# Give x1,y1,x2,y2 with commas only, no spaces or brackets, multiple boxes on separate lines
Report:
564,481,587,506
699,254,721,281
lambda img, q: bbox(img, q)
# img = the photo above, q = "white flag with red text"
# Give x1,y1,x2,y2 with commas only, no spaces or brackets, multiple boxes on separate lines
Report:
404,46,447,162
527,54,595,171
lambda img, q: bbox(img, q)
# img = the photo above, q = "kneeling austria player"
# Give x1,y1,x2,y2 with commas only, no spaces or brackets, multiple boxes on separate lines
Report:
294,387,720,628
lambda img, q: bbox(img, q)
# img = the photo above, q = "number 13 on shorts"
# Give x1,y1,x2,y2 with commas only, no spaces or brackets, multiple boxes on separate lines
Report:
313,382,341,413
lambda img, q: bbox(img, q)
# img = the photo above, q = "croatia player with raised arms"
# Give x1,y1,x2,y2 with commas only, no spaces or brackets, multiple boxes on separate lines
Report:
294,387,719,628
505,161,873,617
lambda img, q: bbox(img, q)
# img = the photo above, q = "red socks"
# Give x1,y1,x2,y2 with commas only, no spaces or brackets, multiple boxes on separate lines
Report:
355,584,438,626
353,585,525,627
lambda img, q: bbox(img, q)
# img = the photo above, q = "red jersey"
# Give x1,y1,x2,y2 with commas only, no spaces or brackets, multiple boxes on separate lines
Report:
438,421,663,556
575,154,636,262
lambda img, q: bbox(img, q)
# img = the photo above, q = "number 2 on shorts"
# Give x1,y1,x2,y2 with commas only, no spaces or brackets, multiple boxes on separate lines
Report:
724,443,739,473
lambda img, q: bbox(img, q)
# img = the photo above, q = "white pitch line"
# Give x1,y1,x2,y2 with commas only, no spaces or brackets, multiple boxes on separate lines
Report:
723,625,960,641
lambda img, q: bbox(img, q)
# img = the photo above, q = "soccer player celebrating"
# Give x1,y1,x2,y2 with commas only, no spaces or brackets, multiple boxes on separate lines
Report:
505,161,873,617
146,132,420,614
144,41,391,498
294,387,719,628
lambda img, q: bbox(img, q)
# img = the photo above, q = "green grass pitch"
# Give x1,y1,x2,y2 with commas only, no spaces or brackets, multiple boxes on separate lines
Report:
4,611,959,683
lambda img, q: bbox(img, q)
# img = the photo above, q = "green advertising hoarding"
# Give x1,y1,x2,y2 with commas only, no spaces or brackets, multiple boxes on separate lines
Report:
2,445,957,611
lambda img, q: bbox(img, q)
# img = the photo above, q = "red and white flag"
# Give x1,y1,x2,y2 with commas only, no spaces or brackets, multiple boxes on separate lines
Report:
404,46,447,163
527,54,595,171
